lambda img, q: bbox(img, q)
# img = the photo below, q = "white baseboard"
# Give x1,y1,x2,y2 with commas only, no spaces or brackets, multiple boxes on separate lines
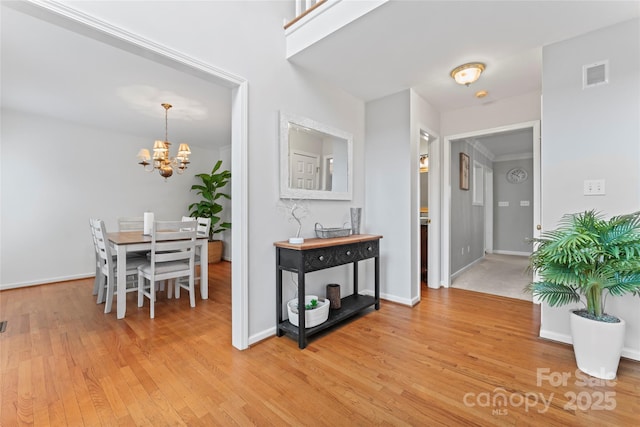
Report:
492,250,532,257
451,256,484,279
540,329,640,361
0,273,94,291
360,289,414,306
249,327,277,346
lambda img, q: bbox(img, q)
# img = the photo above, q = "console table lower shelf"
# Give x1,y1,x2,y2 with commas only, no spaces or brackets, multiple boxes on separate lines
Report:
278,294,376,339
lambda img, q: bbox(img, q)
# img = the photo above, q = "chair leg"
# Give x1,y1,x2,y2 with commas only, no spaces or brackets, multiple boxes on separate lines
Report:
96,273,106,304
150,281,155,319
104,274,115,314
93,264,101,296
167,279,174,299
138,273,144,308
189,275,196,308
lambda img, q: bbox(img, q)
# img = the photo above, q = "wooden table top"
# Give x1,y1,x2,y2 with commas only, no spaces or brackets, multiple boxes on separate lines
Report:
274,234,382,250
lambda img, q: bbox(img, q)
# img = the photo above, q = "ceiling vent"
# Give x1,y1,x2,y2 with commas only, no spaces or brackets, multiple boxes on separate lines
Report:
583,60,609,89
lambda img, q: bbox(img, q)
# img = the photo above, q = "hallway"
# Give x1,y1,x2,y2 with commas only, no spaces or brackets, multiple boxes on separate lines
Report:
451,253,532,301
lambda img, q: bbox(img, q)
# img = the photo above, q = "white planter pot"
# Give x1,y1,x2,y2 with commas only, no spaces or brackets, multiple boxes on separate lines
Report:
287,295,330,328
570,310,626,380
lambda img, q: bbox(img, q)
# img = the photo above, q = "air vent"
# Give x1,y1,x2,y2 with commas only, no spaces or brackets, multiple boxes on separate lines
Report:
583,60,608,89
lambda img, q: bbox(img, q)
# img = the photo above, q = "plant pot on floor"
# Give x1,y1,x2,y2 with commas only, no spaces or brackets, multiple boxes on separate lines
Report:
570,310,626,380
208,240,223,264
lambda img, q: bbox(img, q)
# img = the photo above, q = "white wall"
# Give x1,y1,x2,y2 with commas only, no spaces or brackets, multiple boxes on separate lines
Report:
492,158,534,255
540,18,640,360
365,91,411,303
441,91,541,137
0,108,222,287
364,89,440,305
410,91,441,296
2,1,366,344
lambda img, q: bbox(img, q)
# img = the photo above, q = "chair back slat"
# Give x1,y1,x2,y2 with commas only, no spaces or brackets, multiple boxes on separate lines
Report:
182,216,211,237
149,220,197,275
118,216,144,231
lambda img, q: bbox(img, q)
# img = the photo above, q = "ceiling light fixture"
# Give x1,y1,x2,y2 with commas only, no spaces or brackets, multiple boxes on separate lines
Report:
137,103,191,179
475,90,488,98
450,62,485,86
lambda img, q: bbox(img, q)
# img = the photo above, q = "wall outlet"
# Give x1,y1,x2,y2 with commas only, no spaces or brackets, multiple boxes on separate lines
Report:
520,200,530,206
584,179,605,195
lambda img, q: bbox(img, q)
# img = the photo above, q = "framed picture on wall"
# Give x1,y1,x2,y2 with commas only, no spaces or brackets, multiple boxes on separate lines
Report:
459,152,470,190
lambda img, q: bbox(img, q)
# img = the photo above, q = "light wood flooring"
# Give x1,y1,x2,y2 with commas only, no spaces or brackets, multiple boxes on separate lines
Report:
1,261,639,426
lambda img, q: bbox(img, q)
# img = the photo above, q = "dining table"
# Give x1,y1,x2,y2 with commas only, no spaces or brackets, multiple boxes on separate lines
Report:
107,230,209,319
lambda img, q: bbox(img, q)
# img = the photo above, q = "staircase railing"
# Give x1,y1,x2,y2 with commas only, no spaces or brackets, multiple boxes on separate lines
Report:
284,0,328,29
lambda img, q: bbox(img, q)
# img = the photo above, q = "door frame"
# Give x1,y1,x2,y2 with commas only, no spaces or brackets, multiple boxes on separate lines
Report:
21,1,250,348
441,121,541,287
484,167,494,254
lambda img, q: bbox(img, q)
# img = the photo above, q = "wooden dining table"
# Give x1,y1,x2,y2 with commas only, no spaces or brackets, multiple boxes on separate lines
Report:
107,231,209,319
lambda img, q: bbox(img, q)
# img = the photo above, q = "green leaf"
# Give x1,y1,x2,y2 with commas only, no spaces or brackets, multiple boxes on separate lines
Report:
188,161,231,239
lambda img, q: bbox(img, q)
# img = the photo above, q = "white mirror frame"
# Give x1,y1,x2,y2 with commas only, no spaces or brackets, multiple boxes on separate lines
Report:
279,111,353,200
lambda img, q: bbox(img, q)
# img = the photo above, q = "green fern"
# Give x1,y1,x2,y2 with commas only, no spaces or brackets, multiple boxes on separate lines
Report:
527,210,640,320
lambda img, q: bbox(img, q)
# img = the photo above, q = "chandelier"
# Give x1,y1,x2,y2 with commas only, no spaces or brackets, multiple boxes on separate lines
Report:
137,103,191,179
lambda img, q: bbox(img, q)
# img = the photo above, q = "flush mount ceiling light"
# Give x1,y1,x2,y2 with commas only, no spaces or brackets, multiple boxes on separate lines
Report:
450,62,485,86
137,103,191,180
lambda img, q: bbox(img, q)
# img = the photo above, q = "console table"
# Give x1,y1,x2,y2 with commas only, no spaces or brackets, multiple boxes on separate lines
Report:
274,234,382,349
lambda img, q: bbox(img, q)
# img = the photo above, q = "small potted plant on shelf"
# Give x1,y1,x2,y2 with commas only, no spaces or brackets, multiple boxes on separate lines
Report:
287,295,330,328
527,209,640,379
188,160,231,263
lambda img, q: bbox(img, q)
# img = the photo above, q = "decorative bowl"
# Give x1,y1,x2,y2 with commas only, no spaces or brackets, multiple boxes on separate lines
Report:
287,295,330,328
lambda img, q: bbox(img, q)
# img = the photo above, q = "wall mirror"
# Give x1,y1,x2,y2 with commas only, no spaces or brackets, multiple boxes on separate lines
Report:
280,112,353,200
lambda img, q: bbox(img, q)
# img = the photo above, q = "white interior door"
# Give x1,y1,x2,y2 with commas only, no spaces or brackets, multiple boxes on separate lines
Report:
291,152,319,190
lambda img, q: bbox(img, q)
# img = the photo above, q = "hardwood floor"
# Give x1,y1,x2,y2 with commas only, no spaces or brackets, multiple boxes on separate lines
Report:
1,261,638,426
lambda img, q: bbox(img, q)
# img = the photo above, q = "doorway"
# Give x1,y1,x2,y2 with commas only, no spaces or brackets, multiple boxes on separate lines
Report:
441,121,541,293
19,2,250,349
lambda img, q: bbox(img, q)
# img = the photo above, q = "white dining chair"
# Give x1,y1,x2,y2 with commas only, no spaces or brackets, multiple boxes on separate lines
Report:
182,216,211,238
137,220,197,318
117,216,150,259
90,218,146,312
118,216,144,231
180,216,210,287
89,219,103,298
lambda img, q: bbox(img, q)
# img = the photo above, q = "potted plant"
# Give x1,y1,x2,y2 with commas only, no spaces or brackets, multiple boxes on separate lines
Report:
527,210,640,379
286,295,330,328
188,160,231,263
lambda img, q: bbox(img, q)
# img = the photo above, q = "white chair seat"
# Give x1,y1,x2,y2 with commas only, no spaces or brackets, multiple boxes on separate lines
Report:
138,260,190,276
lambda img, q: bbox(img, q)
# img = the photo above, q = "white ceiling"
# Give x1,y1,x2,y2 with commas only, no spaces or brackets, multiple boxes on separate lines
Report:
1,5,232,149
289,1,640,111
2,1,639,157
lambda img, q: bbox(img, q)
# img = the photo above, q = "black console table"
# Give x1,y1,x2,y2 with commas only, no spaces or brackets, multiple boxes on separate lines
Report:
275,234,382,349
